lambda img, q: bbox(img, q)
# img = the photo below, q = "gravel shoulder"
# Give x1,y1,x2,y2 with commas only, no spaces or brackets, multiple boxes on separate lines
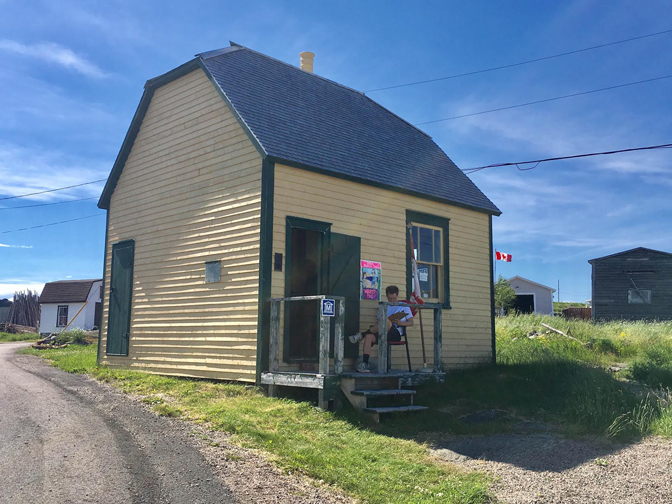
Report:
0,343,350,504
432,432,672,503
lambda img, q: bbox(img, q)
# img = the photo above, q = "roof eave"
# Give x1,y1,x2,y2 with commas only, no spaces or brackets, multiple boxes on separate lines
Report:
267,155,502,216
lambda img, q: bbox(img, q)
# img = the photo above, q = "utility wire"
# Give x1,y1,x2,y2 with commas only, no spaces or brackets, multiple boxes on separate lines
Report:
1,214,104,234
463,143,672,174
365,28,672,93
0,197,97,211
0,179,106,201
415,74,672,125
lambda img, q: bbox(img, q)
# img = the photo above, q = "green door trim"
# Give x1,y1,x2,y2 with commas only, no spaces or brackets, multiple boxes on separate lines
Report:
283,216,332,363
106,239,135,356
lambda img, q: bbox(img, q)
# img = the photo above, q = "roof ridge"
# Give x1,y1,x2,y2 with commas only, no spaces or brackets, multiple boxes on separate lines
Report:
213,42,433,139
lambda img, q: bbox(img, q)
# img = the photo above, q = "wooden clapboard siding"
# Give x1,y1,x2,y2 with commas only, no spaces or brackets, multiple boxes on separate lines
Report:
100,68,263,382
272,163,492,370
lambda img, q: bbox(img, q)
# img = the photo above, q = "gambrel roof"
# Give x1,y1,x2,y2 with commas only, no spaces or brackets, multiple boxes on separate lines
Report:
99,43,500,215
588,247,672,264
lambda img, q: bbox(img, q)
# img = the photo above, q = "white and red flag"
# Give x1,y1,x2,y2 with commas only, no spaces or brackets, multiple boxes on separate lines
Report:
496,251,512,262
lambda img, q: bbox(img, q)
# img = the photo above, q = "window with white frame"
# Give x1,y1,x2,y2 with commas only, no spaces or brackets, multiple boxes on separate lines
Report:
57,305,68,327
411,224,444,301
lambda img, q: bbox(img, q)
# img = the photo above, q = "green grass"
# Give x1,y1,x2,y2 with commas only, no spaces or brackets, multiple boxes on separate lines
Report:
0,331,40,343
20,344,492,504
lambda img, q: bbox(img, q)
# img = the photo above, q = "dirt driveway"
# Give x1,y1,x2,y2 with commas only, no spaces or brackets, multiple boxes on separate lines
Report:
0,343,347,503
432,432,672,503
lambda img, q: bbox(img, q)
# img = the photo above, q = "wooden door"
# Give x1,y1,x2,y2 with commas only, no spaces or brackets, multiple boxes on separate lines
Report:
329,233,361,358
107,240,134,356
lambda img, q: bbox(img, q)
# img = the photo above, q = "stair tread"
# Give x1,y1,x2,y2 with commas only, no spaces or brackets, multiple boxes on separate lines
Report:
351,389,416,396
363,405,428,414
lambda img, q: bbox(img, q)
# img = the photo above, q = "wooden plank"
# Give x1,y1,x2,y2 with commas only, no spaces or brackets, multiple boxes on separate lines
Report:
318,312,330,375
362,406,428,414
269,300,280,372
334,298,345,375
259,372,326,389
351,389,415,396
377,303,388,373
434,308,443,372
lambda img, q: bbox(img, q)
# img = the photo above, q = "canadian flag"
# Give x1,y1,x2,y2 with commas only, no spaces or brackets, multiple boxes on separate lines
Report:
496,251,512,262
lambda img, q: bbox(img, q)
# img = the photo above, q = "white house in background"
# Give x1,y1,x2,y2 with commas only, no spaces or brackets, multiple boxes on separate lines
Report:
39,279,102,335
506,276,555,316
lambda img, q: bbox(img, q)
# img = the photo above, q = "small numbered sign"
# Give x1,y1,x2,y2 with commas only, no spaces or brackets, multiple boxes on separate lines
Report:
321,298,335,317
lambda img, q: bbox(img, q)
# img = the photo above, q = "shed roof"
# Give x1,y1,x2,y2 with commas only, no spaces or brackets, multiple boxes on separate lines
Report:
506,276,556,293
588,247,672,264
39,279,101,304
99,43,500,216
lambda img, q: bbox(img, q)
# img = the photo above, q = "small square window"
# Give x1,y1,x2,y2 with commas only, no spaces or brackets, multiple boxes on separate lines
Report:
628,289,651,304
205,261,221,283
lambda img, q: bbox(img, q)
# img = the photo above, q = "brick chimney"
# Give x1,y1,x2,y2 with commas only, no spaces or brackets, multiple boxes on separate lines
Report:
299,51,315,73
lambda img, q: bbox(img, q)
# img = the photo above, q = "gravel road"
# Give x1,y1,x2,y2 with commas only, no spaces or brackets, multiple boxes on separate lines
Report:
0,343,348,504
432,432,672,503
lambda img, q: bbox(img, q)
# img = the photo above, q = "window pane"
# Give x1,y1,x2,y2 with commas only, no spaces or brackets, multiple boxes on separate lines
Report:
205,261,221,283
417,263,440,299
628,289,651,304
411,226,419,260
419,227,434,262
434,229,441,264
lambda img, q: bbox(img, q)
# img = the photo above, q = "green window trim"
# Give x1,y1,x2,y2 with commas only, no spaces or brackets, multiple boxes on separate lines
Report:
406,210,450,309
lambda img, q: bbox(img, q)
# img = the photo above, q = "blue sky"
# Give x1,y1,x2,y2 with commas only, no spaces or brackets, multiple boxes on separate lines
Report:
1,0,671,301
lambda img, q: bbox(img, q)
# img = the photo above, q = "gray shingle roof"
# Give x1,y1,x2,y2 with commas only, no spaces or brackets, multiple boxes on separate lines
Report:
39,279,101,304
99,44,500,215
199,44,499,215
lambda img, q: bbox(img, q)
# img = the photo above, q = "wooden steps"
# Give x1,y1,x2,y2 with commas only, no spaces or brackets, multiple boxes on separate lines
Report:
340,374,427,421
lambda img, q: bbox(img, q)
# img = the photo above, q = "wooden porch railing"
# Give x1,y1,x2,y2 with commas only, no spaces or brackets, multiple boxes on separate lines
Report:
377,301,443,373
269,295,345,375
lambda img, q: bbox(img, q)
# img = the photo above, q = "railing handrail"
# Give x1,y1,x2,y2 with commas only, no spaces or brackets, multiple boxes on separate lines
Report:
269,295,345,302
268,296,345,376
380,301,443,310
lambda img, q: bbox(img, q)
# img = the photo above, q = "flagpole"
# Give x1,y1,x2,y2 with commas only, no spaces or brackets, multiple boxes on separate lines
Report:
407,223,428,371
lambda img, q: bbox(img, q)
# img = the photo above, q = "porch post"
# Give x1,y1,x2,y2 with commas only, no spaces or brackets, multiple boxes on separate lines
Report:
318,303,330,375
433,307,442,372
377,302,388,373
334,298,345,375
269,300,280,372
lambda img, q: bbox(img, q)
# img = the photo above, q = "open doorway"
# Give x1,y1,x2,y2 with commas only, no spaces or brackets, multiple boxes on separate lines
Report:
285,217,330,362
513,294,535,314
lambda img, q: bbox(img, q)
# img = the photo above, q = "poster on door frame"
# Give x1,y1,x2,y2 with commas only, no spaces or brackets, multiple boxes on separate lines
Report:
360,260,382,301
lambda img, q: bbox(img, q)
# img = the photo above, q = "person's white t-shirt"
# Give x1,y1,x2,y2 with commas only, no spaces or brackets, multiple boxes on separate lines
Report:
377,304,413,329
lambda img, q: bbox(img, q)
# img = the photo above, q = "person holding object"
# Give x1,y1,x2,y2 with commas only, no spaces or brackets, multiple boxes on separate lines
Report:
348,285,414,373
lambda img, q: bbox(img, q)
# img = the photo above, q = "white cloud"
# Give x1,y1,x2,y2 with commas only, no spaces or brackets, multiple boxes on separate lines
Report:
0,282,44,299
0,144,107,201
0,243,33,249
0,39,106,78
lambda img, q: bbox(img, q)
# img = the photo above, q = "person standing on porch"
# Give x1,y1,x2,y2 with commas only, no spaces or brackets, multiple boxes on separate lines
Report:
348,285,414,373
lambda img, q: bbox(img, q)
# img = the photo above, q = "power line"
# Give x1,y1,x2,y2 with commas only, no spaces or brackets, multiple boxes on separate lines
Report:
365,28,672,93
463,143,672,174
1,214,104,234
0,197,97,211
0,179,106,201
414,74,672,125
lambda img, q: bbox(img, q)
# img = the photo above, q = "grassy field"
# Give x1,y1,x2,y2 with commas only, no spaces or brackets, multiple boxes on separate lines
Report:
400,315,672,440
0,332,40,343
20,344,491,504
19,315,672,502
